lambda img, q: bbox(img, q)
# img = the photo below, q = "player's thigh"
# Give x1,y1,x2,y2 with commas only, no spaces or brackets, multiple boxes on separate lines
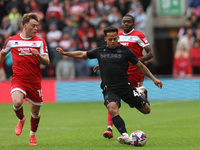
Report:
25,85,43,106
11,90,24,106
103,90,121,108
122,88,147,109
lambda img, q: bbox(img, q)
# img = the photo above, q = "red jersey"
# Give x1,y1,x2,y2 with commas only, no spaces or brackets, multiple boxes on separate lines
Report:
118,29,149,84
2,34,48,84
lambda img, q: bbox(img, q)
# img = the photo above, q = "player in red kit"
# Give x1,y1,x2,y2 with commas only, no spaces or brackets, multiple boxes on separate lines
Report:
94,15,153,139
0,13,50,145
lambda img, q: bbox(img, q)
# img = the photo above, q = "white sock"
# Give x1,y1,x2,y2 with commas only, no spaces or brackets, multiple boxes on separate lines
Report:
122,133,129,137
107,126,112,130
30,131,36,135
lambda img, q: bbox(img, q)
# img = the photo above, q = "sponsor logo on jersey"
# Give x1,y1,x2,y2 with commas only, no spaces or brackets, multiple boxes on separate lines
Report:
32,42,37,47
18,48,33,55
100,54,122,59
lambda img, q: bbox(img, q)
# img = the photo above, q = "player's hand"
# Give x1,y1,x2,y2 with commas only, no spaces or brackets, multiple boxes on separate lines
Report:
31,49,39,56
153,79,163,89
93,65,99,73
56,47,64,55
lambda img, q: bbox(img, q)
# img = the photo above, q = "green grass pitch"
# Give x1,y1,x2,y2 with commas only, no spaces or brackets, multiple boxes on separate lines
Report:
0,100,200,150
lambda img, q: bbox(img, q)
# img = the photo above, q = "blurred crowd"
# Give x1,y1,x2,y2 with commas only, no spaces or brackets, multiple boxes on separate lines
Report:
173,0,200,78
0,0,149,81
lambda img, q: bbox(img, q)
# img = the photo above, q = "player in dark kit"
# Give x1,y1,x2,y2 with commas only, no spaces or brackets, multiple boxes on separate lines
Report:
56,26,163,145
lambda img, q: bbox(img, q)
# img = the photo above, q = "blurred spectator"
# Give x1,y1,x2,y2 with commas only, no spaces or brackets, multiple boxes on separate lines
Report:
173,45,192,78
5,51,13,80
134,7,146,33
86,0,97,19
46,0,64,20
59,32,73,51
30,2,44,21
114,0,131,16
56,55,75,80
188,0,200,8
96,0,112,16
77,20,95,50
74,58,90,78
8,6,22,35
88,11,102,29
69,0,85,18
46,21,62,68
176,27,195,51
0,0,7,23
0,16,12,36
107,6,122,25
189,40,200,75
87,41,100,76
46,21,62,51
195,28,200,42
130,0,143,17
5,0,19,14
18,0,32,15
62,18,78,39
177,18,192,38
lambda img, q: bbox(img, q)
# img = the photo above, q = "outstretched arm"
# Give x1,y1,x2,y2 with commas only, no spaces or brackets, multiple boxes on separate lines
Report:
135,61,163,89
56,47,88,59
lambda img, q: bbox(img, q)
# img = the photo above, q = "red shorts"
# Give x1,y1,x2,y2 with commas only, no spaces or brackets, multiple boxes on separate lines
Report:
11,80,43,106
128,72,144,87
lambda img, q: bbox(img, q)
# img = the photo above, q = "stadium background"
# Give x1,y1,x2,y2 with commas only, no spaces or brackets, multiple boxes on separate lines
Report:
0,0,200,103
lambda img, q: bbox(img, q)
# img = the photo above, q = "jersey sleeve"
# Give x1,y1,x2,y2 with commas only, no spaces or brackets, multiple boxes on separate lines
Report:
87,48,98,59
39,39,48,55
127,47,139,65
2,38,12,53
137,32,149,48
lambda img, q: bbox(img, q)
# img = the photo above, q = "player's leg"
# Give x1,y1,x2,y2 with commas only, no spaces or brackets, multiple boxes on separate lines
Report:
11,90,26,136
103,111,113,139
29,103,40,145
104,91,130,144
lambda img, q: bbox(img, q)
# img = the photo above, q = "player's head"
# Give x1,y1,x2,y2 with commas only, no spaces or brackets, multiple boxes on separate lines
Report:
104,26,119,49
22,13,39,38
122,15,135,33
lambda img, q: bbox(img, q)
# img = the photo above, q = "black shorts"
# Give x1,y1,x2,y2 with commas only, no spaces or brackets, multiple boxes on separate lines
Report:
103,86,148,110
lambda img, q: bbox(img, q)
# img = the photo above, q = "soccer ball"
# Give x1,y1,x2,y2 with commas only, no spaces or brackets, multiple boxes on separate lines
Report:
129,130,147,147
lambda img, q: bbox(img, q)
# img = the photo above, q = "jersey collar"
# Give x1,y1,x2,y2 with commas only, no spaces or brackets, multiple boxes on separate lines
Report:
123,28,134,35
20,33,33,40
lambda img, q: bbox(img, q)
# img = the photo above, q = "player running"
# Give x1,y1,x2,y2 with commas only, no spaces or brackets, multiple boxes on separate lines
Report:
0,13,49,145
56,26,162,145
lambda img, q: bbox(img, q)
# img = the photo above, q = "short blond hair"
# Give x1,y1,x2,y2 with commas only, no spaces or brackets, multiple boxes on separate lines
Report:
22,13,39,25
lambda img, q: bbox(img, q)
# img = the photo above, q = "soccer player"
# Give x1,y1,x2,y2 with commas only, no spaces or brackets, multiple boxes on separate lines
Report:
94,14,153,139
0,13,50,145
56,26,163,145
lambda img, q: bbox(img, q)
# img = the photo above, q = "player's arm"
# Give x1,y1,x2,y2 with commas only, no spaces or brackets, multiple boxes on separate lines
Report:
139,45,153,62
0,50,8,65
135,61,163,89
56,47,88,59
31,49,50,66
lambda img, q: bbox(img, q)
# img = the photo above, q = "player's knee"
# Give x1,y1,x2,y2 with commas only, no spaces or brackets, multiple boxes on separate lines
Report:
140,105,151,114
107,103,119,117
143,107,151,114
13,101,23,108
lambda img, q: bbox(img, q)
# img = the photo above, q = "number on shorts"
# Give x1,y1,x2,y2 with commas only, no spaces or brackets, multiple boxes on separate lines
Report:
37,89,42,97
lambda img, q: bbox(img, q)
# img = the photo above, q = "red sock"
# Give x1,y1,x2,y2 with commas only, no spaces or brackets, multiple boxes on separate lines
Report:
13,106,24,120
108,111,113,126
31,115,40,132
